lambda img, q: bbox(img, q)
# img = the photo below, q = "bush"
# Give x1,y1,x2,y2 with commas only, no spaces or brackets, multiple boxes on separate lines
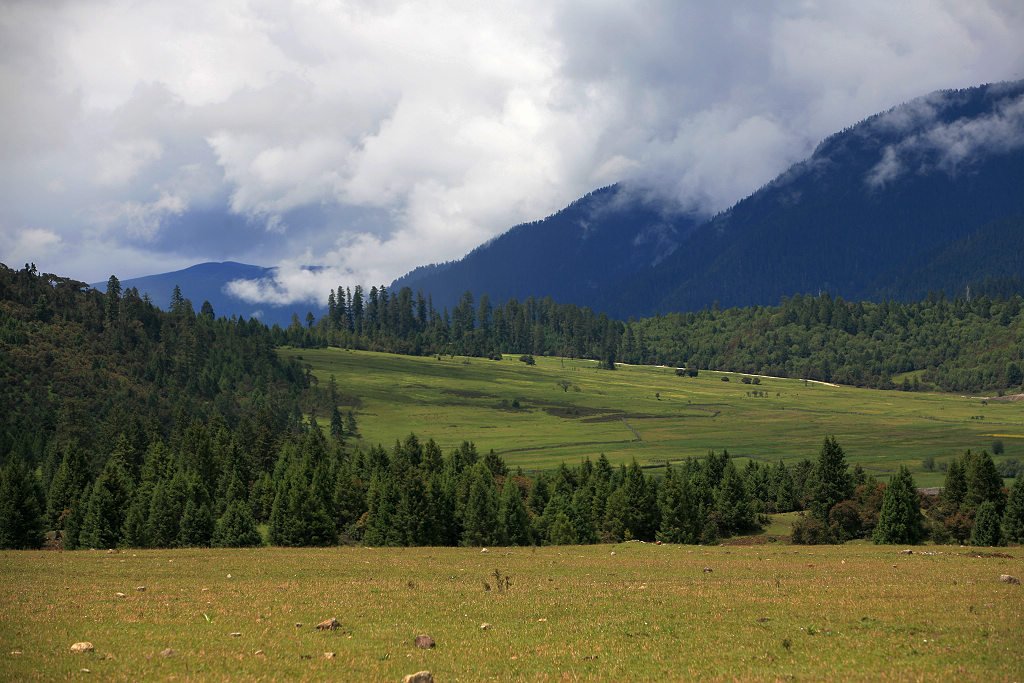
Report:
721,376,730,382
519,354,535,366
741,376,752,384
791,516,830,544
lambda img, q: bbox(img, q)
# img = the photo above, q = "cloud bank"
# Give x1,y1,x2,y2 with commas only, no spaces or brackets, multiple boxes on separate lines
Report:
1,0,1023,305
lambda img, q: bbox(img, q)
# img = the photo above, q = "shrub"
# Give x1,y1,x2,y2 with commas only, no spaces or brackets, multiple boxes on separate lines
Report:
519,354,535,366
791,516,830,544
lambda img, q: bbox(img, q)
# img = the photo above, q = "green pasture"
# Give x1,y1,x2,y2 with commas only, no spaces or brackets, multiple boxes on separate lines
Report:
2,544,1021,680
290,348,1024,485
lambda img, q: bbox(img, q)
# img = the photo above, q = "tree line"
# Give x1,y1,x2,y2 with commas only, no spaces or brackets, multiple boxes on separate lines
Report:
281,284,1024,394
787,437,1024,546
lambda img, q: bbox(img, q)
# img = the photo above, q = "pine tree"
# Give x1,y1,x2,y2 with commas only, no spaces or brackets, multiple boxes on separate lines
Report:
769,461,797,512
0,460,46,549
715,459,756,535
942,457,967,509
872,466,923,545
970,501,1002,546
461,461,498,546
79,458,133,549
657,465,698,544
212,500,263,547
178,499,214,547
46,442,90,545
497,480,531,546
1001,477,1024,544
268,467,336,547
547,512,578,545
964,450,1005,514
806,436,854,523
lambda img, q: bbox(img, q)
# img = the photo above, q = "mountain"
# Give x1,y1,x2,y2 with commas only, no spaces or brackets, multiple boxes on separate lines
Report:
394,80,1024,318
92,261,327,328
392,185,704,311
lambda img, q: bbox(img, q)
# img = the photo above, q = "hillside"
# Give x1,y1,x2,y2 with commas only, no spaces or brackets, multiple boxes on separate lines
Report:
393,80,1024,318
392,185,703,311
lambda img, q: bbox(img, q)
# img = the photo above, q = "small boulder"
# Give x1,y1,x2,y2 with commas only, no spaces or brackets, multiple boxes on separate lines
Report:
480,548,489,553
115,592,126,599
323,652,336,659
1000,574,1020,584
316,618,339,631
70,642,94,653
136,586,146,592
414,635,435,649
900,549,913,555
479,622,492,630
703,567,713,573
402,672,434,683
229,632,242,638
160,648,177,658
254,650,265,656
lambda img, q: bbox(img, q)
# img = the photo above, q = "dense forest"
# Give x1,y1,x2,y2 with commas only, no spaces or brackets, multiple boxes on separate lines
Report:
281,283,1024,394
1,262,1022,551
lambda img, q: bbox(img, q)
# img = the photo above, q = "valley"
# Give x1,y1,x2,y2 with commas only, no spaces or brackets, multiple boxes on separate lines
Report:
295,348,1024,487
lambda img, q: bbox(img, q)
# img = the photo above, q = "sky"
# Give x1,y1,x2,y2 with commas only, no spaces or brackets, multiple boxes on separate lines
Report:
2,0,1023,306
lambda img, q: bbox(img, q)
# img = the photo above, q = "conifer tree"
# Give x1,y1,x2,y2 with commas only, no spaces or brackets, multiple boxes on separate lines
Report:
1001,477,1024,544
0,460,46,549
178,498,214,547
942,457,967,509
715,459,756,534
806,436,854,523
964,450,1005,513
872,466,923,545
80,458,133,549
46,443,90,546
461,461,498,546
970,500,1003,546
547,511,578,545
657,465,698,544
212,500,263,547
497,480,531,546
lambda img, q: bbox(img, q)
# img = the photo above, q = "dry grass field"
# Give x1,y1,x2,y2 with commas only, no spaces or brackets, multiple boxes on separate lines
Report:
2,542,1021,680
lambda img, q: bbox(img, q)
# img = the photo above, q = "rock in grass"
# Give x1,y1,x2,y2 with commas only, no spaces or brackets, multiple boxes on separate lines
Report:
115,592,126,599
229,632,242,638
703,567,713,573
316,617,339,631
136,586,146,592
1001,574,1020,584
70,642,94,653
402,672,434,683
160,648,176,658
414,634,435,649
479,622,492,630
900,549,913,555
323,652,336,659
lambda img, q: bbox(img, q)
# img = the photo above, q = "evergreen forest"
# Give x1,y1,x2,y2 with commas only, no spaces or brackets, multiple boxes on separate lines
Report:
1,262,1022,551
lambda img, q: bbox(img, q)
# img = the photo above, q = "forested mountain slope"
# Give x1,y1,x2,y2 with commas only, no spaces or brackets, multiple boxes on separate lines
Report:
392,185,703,312
393,80,1024,318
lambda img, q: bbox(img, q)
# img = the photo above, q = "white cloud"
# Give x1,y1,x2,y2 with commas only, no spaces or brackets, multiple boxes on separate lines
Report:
867,92,1024,187
2,0,1024,299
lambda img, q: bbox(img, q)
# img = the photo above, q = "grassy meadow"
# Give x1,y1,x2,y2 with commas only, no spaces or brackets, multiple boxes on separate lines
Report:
2,543,1021,680
293,348,1024,486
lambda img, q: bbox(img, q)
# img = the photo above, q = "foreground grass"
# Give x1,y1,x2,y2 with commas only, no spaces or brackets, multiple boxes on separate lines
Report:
2,544,1021,680
292,348,1024,484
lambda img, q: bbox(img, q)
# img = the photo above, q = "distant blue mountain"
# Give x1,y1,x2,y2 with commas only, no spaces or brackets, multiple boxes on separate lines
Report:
92,261,327,328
